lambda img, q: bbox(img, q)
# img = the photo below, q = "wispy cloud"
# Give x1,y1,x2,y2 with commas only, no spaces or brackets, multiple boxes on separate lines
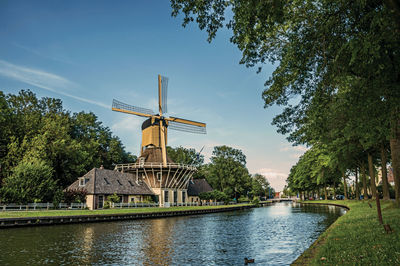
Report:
0,59,108,109
13,42,74,65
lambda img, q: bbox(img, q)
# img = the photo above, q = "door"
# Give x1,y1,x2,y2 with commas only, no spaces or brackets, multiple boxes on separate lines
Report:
98,195,104,209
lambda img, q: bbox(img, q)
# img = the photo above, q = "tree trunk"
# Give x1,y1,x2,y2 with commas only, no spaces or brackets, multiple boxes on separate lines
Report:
367,153,384,223
368,153,377,199
324,185,328,200
381,144,390,200
343,172,348,199
389,115,400,207
333,180,336,199
355,167,359,200
362,163,368,199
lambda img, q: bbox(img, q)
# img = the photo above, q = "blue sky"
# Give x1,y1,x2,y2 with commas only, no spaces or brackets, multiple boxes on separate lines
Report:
0,1,306,190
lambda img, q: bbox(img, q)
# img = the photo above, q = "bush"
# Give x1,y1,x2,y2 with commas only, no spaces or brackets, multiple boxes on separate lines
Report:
108,193,121,203
238,196,249,203
251,197,260,207
0,159,57,203
103,201,111,209
64,188,88,204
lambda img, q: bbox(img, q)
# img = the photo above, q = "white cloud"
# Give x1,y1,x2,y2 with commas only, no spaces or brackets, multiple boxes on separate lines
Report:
0,59,108,109
257,167,288,191
111,116,143,132
279,144,308,153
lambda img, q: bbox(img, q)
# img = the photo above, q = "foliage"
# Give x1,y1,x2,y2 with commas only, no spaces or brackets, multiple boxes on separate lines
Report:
0,90,136,201
206,145,251,199
170,0,400,205
0,159,58,203
251,197,260,207
199,190,229,203
63,188,88,204
166,146,204,166
108,193,121,203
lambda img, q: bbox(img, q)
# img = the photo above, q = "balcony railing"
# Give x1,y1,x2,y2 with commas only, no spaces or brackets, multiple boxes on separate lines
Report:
114,162,197,171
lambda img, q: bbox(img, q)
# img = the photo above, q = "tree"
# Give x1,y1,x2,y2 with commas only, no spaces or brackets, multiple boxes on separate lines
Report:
0,90,137,200
207,145,251,199
166,146,204,166
251,173,271,198
0,159,58,203
171,1,400,207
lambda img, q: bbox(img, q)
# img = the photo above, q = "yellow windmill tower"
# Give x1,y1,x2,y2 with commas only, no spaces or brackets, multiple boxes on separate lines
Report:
112,75,206,206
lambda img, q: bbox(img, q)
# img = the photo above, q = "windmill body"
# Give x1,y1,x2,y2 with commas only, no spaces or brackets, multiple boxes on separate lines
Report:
112,75,206,206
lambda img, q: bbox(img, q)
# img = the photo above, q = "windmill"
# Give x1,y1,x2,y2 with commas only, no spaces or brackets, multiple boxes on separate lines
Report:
112,75,206,167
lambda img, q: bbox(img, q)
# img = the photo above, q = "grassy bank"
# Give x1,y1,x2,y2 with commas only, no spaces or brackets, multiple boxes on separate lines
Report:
293,200,400,265
0,204,252,219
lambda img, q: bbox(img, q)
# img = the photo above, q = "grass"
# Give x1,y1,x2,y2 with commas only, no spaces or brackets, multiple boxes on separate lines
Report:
0,204,252,219
293,200,400,265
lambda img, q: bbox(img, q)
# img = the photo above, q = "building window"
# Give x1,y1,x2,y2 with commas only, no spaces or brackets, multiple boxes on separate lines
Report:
157,172,162,181
164,190,169,203
182,191,186,203
174,191,177,203
79,178,89,187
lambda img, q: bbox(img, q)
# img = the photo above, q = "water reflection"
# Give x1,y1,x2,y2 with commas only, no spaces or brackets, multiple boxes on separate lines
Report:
0,202,344,265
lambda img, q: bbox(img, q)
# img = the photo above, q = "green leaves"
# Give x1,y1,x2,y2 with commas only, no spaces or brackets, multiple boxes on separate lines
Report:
0,159,57,204
0,90,137,202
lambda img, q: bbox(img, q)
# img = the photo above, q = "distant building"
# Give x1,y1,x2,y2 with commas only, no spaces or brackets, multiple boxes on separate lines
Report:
67,167,154,210
187,178,213,203
274,192,281,198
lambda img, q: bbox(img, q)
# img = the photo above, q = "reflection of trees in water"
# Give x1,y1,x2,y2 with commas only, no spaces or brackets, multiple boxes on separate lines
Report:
142,218,174,265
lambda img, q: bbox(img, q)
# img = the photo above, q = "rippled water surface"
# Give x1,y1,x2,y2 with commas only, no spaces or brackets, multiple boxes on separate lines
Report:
0,202,345,265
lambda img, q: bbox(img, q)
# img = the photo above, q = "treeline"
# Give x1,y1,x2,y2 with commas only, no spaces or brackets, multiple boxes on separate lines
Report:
171,1,400,205
0,90,136,203
168,145,274,201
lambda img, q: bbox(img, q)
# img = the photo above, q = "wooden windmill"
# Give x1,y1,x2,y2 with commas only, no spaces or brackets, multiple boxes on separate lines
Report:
112,75,206,167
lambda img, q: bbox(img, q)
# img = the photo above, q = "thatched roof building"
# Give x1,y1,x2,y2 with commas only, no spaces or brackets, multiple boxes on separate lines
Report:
67,167,154,209
187,179,213,197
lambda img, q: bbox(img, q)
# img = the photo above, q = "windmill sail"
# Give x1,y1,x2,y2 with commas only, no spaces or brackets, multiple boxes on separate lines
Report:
168,118,206,134
112,99,154,116
161,76,168,113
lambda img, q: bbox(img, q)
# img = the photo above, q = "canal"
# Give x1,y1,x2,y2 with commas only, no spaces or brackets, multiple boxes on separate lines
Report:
0,202,345,265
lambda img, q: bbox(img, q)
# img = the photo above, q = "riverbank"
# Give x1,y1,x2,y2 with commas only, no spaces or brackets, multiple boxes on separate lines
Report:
0,204,253,228
293,200,400,265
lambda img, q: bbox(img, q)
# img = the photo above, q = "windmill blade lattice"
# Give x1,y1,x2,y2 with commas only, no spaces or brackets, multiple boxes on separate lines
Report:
112,99,154,116
161,76,168,113
168,120,207,134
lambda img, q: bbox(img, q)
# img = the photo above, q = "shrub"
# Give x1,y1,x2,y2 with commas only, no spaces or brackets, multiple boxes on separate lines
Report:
108,193,120,203
251,197,260,207
64,188,88,204
0,159,57,204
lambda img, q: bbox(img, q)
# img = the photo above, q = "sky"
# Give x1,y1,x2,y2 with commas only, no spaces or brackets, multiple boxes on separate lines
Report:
0,1,307,191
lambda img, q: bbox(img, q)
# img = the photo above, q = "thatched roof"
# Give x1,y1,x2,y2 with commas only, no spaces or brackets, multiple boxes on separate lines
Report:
140,146,174,163
67,168,154,195
187,179,213,196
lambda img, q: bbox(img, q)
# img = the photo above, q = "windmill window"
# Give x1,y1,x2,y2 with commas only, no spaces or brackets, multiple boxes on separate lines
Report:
104,178,110,185
157,172,162,181
128,180,134,187
117,179,122,186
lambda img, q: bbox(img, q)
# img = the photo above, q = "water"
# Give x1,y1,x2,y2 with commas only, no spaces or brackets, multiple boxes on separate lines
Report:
0,202,345,265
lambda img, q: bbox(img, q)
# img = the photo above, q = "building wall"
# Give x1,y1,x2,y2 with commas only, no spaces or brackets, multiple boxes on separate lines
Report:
86,194,95,210
188,196,200,203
